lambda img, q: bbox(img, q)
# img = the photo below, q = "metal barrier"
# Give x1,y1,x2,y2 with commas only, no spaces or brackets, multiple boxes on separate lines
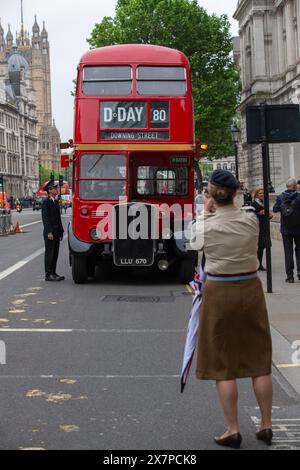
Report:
0,208,12,234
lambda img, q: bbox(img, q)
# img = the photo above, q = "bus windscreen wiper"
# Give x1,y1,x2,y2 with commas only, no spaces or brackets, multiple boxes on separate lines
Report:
88,154,104,174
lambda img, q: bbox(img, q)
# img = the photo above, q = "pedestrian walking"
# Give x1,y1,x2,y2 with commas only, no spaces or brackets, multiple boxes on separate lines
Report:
252,187,273,271
297,179,300,193
41,181,65,282
273,178,300,283
190,170,273,449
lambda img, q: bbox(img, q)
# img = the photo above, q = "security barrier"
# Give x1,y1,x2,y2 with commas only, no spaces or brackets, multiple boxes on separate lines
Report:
0,208,13,236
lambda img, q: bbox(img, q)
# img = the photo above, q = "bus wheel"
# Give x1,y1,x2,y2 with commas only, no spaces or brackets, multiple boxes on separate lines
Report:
88,260,96,278
72,255,88,284
179,259,196,284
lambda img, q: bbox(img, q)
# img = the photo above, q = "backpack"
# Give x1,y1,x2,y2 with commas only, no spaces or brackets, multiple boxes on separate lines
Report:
280,193,300,228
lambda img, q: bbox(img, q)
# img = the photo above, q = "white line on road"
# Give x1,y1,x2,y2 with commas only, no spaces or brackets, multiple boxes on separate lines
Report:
0,374,181,379
0,329,72,332
20,221,42,228
0,248,45,281
0,328,185,333
0,235,67,282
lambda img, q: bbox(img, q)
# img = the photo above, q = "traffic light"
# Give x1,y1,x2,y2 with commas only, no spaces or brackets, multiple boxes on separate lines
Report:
50,173,55,186
59,175,64,187
0,175,3,189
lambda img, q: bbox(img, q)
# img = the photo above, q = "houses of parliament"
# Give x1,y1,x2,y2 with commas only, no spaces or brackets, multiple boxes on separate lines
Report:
0,13,60,198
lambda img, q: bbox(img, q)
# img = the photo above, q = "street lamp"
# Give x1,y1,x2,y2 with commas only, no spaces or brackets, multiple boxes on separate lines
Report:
230,125,241,182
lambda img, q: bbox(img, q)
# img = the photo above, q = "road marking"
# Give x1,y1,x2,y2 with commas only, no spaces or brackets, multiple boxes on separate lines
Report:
0,247,45,281
185,285,193,294
0,328,185,333
276,363,300,368
0,375,181,379
20,221,42,229
0,329,72,332
0,235,67,282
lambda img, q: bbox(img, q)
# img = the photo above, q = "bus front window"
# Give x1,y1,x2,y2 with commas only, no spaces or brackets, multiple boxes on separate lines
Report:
80,154,126,200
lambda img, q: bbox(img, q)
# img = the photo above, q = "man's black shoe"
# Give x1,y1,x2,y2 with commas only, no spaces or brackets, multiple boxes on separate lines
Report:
45,274,60,282
285,277,294,283
54,274,65,281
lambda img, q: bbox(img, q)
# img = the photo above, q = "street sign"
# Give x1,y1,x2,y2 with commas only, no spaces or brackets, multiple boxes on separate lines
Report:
246,104,300,144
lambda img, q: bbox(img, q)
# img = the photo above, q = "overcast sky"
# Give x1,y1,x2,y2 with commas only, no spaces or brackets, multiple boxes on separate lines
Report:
0,0,239,141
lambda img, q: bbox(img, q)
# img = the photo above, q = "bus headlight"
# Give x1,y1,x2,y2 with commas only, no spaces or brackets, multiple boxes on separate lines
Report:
90,228,102,241
81,207,88,216
158,259,169,271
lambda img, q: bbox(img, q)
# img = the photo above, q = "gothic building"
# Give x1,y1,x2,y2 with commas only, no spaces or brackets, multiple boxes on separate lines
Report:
234,0,300,191
0,14,60,197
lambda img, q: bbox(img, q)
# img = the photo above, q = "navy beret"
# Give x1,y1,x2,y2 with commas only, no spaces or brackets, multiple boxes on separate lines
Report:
210,170,240,189
44,181,58,192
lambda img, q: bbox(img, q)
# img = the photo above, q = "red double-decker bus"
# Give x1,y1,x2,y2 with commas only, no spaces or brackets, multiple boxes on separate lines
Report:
63,44,199,283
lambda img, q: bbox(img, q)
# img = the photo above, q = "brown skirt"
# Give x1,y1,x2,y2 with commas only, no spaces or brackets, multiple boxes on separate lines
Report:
196,277,272,381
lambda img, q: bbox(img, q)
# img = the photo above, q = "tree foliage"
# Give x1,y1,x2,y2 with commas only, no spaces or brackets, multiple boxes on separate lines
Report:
88,0,240,157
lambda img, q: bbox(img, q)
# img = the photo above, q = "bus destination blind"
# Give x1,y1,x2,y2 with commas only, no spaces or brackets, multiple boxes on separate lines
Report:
100,101,169,140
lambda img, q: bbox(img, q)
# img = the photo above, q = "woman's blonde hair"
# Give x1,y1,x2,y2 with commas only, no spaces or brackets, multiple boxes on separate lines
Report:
254,187,264,200
209,183,236,205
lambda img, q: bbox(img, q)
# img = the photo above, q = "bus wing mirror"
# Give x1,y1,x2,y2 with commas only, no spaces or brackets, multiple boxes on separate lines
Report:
61,154,70,168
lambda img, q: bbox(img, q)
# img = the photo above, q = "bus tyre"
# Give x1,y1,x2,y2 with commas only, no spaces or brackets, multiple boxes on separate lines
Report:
72,255,88,284
88,260,96,278
179,259,196,284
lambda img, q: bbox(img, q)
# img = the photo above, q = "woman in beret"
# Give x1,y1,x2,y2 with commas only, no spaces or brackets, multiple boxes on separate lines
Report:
190,170,273,449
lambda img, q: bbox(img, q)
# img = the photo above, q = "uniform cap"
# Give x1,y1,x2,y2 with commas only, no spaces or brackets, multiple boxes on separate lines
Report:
44,180,58,192
210,170,240,189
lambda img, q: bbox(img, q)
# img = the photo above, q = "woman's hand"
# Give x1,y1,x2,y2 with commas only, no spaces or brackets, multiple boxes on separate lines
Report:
203,192,215,213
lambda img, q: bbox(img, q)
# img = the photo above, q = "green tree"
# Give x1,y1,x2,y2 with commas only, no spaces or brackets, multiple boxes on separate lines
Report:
39,166,66,187
88,0,240,157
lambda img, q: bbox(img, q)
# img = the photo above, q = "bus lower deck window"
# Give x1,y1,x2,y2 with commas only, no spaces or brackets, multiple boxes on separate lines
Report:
137,166,188,196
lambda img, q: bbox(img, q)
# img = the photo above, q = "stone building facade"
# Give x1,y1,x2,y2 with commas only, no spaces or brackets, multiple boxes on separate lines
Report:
0,16,60,197
0,41,38,197
234,0,300,192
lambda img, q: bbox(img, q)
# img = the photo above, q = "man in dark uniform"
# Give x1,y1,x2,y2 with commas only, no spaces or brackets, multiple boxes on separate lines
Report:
42,181,65,281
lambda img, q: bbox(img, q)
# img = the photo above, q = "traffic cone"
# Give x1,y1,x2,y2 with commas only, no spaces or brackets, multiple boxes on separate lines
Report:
1,227,8,237
15,221,23,233
9,225,16,235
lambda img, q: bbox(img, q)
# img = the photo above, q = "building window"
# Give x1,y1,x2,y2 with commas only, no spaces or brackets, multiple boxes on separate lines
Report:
217,163,221,170
223,164,228,170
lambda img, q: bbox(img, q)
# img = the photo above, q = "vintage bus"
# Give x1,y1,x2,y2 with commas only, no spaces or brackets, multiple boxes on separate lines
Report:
63,44,200,283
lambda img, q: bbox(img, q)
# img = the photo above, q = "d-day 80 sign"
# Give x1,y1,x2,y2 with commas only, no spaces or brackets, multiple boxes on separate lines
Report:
100,101,169,129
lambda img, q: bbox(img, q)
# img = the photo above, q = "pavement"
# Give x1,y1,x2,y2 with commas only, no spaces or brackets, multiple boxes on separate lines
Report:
0,208,299,450
258,238,300,400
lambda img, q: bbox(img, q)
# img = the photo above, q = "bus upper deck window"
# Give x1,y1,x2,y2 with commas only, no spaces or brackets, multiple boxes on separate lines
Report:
82,66,132,96
136,66,187,96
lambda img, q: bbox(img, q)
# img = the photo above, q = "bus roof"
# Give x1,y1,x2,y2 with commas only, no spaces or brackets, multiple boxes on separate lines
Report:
79,44,189,67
